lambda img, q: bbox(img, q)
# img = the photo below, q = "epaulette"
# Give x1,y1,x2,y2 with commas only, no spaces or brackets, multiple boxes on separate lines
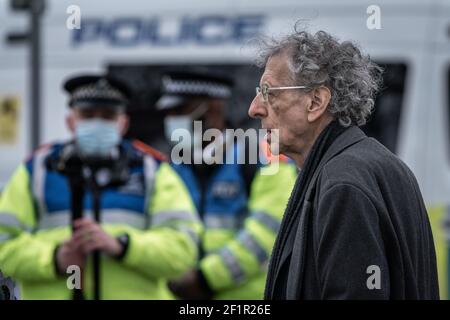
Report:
259,140,290,164
132,140,167,162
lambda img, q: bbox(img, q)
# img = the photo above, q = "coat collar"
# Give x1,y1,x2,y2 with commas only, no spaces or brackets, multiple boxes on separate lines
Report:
315,125,367,169
280,126,367,299
273,126,366,275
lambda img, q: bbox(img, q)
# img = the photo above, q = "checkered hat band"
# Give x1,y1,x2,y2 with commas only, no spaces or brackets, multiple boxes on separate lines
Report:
71,83,126,103
163,79,231,99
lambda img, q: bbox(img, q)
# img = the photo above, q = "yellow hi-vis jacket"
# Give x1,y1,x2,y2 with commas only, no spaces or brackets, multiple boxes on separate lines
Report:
0,140,202,299
200,161,297,299
172,141,297,299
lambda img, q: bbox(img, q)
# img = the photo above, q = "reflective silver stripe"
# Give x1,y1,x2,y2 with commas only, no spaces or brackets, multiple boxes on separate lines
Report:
204,215,241,229
175,225,199,245
251,211,280,233
38,212,69,230
0,213,24,229
38,209,147,230
152,210,200,226
0,233,13,242
237,231,268,264
219,247,245,284
32,148,51,216
0,213,33,232
143,156,157,219
98,210,146,229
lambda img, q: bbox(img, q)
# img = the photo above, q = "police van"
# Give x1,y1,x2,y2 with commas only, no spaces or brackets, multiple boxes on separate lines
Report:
1,0,450,298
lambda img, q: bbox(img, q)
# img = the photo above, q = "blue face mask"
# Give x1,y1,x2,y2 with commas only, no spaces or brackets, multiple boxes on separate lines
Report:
75,119,121,157
164,115,192,148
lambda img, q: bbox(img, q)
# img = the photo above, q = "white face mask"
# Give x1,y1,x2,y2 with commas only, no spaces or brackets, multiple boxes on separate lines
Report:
75,119,121,157
164,115,192,149
163,103,208,147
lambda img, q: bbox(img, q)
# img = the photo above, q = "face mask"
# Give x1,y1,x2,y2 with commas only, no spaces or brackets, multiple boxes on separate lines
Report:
164,103,208,147
75,119,121,157
164,115,192,148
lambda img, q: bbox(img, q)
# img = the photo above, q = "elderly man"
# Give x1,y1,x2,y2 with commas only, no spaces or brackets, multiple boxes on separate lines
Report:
248,30,439,299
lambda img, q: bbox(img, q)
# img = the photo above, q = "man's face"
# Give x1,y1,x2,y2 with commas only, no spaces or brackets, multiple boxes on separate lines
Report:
248,52,312,157
75,107,120,121
66,106,129,136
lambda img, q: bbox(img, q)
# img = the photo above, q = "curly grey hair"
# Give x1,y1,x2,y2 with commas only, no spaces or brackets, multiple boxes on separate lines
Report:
256,29,383,127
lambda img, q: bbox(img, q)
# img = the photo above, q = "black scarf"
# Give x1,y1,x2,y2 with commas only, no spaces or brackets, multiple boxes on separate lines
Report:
264,120,348,299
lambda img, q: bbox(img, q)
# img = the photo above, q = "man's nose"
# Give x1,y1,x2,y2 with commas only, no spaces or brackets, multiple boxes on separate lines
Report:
248,95,267,119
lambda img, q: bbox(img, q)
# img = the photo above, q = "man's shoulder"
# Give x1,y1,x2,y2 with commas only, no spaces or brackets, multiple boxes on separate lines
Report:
324,135,394,168
26,140,67,162
319,136,412,193
129,139,167,163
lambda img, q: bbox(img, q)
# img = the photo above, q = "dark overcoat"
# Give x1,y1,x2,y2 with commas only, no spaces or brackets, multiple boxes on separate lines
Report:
265,126,439,300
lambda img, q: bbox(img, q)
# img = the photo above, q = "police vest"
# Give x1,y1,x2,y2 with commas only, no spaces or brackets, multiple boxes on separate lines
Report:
26,140,161,231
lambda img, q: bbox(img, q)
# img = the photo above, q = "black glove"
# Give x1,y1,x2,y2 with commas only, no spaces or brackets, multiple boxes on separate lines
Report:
168,269,214,300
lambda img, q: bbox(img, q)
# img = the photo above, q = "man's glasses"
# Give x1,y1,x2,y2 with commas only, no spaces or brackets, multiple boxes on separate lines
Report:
255,83,310,103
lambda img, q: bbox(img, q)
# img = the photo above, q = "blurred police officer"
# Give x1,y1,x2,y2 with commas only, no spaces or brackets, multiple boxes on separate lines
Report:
0,74,201,299
157,71,297,299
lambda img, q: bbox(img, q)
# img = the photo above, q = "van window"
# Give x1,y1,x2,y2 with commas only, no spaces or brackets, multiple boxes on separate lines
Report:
361,63,407,154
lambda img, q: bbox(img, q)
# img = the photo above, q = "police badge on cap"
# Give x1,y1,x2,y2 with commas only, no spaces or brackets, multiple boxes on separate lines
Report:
63,74,131,110
155,71,233,111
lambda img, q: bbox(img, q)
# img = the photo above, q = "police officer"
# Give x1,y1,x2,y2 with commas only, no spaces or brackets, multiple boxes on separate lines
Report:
0,74,201,299
157,71,297,299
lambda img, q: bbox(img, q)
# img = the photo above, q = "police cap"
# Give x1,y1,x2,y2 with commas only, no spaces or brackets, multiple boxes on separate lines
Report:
155,71,233,111
63,74,131,110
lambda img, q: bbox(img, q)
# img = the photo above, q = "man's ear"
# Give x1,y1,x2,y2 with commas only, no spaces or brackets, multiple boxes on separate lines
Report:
66,113,76,134
118,114,129,136
307,86,331,122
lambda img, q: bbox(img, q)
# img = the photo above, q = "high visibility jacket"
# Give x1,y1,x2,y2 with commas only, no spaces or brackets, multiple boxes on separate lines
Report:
0,140,201,300
172,142,297,299
428,205,449,299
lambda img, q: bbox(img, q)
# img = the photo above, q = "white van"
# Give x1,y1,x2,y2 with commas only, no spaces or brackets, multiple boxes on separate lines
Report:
1,0,450,298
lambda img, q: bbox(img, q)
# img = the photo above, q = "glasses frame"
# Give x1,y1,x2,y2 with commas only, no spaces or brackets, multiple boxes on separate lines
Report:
256,84,310,103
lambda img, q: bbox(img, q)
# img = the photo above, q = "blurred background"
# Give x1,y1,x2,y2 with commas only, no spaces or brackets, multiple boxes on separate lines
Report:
0,0,449,298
